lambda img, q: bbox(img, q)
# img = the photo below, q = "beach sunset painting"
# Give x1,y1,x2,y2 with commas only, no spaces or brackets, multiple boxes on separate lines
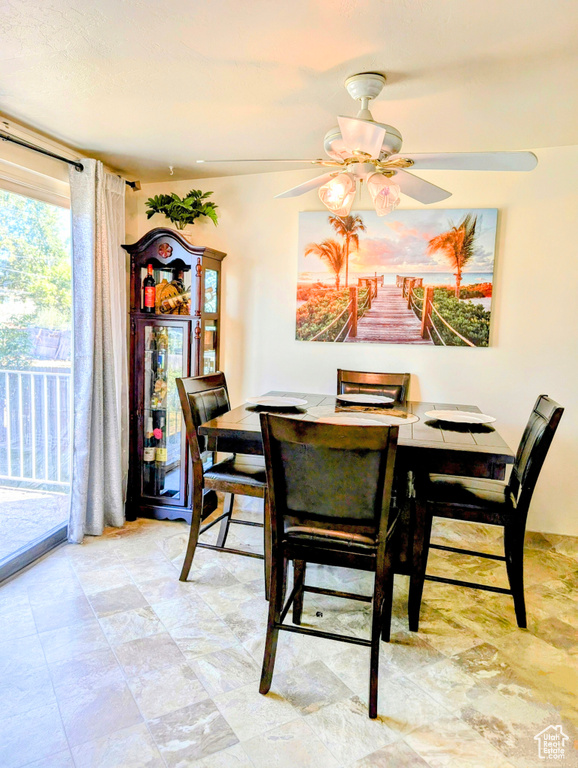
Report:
296,209,498,346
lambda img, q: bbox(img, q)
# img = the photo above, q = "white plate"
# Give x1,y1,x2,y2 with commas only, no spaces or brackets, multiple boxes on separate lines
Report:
319,414,419,426
424,409,496,425
319,416,385,426
246,396,307,408
337,393,394,405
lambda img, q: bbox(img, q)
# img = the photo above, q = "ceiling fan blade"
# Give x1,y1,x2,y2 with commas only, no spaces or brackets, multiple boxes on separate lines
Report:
394,170,452,204
337,116,386,158
275,172,337,199
394,151,538,172
196,158,328,164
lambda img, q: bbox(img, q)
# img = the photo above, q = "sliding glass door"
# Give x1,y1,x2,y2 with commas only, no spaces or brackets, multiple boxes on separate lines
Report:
0,188,72,577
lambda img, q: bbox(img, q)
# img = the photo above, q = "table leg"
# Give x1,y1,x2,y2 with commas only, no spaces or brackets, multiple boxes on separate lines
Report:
407,470,432,632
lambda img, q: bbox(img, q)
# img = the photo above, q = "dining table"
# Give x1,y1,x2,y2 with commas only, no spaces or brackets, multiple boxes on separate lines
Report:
198,391,515,630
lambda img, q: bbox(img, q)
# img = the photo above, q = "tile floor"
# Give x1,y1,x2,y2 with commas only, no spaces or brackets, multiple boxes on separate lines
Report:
1,496,577,768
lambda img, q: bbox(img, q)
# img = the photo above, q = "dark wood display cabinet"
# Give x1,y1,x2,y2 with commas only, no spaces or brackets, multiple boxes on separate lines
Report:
122,228,226,522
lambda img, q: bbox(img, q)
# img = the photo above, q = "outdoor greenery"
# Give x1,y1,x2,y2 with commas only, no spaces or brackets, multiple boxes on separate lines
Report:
145,189,218,229
0,321,33,369
427,213,478,298
296,287,369,342
413,286,490,346
0,190,71,369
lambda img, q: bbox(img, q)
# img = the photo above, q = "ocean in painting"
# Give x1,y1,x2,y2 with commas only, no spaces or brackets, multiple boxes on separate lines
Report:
298,271,493,286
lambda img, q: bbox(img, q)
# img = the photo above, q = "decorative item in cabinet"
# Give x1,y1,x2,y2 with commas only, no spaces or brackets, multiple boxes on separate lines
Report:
122,228,226,522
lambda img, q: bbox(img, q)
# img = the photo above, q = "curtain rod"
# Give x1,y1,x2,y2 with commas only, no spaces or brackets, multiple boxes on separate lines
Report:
0,131,139,189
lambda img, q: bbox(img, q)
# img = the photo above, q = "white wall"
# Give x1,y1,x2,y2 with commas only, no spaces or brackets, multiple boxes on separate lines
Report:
132,146,578,535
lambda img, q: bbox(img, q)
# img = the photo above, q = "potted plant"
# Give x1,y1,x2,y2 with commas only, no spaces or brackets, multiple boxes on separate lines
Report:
145,189,218,238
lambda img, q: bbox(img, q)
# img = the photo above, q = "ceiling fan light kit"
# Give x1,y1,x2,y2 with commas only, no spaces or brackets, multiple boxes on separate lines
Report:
201,71,538,218
318,172,357,216
367,173,401,216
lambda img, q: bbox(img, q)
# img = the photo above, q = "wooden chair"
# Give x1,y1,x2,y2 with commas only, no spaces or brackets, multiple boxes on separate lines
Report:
258,414,399,719
410,395,564,630
176,373,267,582
337,369,410,404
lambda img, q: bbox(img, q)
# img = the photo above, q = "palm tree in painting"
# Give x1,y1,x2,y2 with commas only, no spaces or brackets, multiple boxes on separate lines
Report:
328,214,366,288
304,239,346,289
427,213,478,297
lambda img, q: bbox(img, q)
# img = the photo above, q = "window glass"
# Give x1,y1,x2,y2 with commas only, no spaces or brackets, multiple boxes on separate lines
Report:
0,188,72,564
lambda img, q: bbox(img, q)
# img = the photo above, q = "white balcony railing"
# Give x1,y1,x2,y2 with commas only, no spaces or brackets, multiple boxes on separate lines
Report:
0,369,71,488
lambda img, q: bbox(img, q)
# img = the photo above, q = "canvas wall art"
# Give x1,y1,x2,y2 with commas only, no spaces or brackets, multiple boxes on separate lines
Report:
296,209,498,346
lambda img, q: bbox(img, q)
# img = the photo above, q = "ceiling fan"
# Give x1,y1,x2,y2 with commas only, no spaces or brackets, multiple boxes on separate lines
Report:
197,72,538,217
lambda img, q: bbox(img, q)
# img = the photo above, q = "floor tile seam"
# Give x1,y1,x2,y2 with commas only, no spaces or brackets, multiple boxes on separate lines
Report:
17,746,75,768
49,663,130,707
306,699,408,765
88,683,173,768
406,716,516,768
446,639,535,702
60,708,149,755
236,711,333,761
381,672,458,725
404,654,484,700
213,693,304,745
75,563,138,596
459,659,578,716
142,697,241,765
1,687,74,768
451,712,538,767
106,628,188,686
88,580,153,622
47,580,156,755
35,612,72,736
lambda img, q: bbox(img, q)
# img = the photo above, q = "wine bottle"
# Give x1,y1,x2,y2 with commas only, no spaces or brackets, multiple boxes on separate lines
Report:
143,416,156,494
143,264,156,313
155,415,167,495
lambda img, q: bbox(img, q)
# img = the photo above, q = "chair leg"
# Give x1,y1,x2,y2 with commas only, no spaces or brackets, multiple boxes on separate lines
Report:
216,493,234,548
504,523,527,628
369,571,385,719
292,560,306,625
263,493,271,602
380,571,395,642
179,489,203,582
259,553,285,695
408,497,433,632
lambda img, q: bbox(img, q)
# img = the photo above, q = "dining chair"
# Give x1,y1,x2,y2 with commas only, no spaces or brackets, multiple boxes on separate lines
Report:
410,395,564,629
176,372,267,582
337,368,410,404
258,413,399,719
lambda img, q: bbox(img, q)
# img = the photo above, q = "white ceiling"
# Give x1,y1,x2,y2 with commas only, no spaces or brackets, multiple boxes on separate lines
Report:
2,0,578,182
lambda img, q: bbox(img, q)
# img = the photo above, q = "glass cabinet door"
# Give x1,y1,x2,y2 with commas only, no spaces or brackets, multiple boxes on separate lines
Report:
203,267,219,374
142,324,184,501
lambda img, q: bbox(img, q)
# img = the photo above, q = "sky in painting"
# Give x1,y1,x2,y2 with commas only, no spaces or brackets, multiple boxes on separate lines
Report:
297,209,498,281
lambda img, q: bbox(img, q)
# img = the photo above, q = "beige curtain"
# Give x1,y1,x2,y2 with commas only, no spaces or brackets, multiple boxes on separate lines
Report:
68,159,127,542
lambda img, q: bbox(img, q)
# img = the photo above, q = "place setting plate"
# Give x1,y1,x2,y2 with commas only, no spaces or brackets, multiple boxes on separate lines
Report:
424,410,496,425
246,396,308,411
319,413,420,427
336,394,395,406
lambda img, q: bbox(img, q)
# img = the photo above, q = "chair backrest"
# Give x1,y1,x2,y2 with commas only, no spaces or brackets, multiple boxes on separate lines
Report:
337,369,410,404
509,395,564,514
176,372,230,462
261,414,398,552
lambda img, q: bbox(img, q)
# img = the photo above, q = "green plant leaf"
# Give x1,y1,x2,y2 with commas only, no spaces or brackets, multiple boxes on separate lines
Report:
144,189,219,227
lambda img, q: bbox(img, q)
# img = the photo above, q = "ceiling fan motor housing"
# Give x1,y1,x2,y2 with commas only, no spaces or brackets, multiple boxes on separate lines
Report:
323,123,403,162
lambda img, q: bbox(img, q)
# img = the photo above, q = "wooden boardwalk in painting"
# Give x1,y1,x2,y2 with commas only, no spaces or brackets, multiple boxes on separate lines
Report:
346,285,433,344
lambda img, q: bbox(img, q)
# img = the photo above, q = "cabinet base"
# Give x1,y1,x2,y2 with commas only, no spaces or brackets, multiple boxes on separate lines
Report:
125,490,219,526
